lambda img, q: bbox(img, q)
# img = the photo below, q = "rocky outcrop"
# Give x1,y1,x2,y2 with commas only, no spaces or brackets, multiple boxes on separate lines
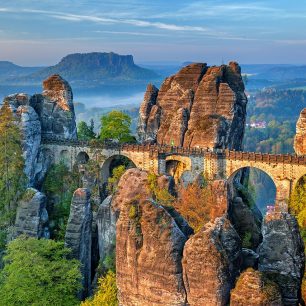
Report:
258,212,305,305
294,108,306,156
114,168,191,306
14,188,49,238
138,62,247,150
230,268,283,306
4,95,41,186
96,195,117,263
3,75,77,186
65,188,92,299
182,217,241,306
32,74,77,140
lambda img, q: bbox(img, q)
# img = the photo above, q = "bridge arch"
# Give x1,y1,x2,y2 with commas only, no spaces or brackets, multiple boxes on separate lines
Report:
76,151,90,165
59,149,70,167
165,155,192,183
100,154,136,185
228,166,277,214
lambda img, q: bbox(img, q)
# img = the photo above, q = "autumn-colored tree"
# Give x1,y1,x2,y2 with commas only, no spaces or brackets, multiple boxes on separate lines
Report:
81,270,118,306
173,182,214,232
107,165,126,194
0,102,26,248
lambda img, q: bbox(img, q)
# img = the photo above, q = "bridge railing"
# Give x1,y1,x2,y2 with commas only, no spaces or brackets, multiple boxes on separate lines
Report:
41,137,306,165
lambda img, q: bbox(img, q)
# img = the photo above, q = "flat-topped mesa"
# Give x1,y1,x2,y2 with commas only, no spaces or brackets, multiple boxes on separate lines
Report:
138,61,247,150
294,108,306,156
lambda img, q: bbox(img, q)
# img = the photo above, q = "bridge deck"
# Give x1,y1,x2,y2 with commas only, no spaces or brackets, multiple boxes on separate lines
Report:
41,138,306,166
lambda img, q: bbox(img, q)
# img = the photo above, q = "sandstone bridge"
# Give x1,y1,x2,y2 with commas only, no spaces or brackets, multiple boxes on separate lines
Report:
41,137,306,210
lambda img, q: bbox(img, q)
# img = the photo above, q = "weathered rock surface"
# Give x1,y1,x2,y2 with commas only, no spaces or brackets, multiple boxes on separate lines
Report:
230,268,283,306
4,95,41,186
182,217,241,306
241,248,259,270
34,74,77,140
258,212,305,305
138,62,247,150
65,188,92,299
114,168,191,306
229,196,262,250
294,108,306,155
97,195,117,263
14,188,49,238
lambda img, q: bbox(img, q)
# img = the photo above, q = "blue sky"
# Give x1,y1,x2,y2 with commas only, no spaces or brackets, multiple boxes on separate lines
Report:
1,0,306,65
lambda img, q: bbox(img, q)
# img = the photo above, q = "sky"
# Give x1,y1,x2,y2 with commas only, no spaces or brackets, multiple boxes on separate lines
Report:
1,0,306,66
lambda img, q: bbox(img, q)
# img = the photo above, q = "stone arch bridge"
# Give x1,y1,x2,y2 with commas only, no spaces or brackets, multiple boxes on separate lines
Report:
41,138,306,210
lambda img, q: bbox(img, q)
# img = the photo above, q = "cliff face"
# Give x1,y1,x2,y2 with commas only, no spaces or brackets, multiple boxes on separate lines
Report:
294,108,306,155
4,74,77,186
138,62,247,150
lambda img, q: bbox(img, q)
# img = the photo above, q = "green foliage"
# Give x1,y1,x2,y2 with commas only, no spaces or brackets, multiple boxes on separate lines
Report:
0,102,26,248
107,165,126,194
81,270,118,306
42,162,79,240
100,111,134,143
0,236,81,306
22,188,36,202
77,120,96,140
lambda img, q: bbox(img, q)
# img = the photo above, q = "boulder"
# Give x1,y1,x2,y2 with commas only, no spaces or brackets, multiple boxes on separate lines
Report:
258,212,305,305
15,188,49,239
230,268,283,306
294,108,306,155
137,62,247,150
114,168,191,306
65,188,92,299
182,217,241,306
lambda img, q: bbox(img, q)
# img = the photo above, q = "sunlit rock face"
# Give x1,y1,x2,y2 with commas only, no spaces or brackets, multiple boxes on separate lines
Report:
113,168,191,306
138,62,247,150
294,108,306,155
33,74,77,140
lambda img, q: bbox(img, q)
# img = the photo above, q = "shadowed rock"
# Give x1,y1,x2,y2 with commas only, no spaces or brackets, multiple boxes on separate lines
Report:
14,188,49,239
65,188,92,299
258,212,305,305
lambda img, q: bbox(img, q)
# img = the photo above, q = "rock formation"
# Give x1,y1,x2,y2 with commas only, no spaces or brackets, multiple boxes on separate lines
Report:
14,188,49,239
3,74,77,186
96,195,117,263
138,62,247,150
258,212,305,305
65,188,92,299
294,108,306,156
114,169,192,306
230,268,283,305
4,94,41,186
182,217,241,306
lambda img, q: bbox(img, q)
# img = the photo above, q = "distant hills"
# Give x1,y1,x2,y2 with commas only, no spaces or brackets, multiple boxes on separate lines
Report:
0,61,41,81
1,52,159,86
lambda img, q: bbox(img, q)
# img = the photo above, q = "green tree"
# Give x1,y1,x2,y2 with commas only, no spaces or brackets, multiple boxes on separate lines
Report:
0,102,26,248
0,236,81,306
100,111,134,143
77,120,96,140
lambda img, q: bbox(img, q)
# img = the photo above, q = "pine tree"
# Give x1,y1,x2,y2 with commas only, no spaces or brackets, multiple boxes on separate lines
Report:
77,120,96,140
0,102,25,247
